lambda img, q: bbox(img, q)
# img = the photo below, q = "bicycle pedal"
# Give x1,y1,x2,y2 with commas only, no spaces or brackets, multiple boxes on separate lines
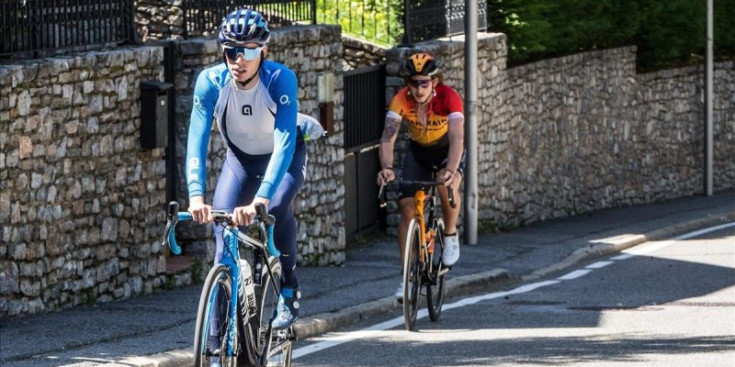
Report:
273,329,289,338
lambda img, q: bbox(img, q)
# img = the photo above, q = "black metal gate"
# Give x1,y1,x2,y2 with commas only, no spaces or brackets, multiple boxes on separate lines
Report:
344,65,386,244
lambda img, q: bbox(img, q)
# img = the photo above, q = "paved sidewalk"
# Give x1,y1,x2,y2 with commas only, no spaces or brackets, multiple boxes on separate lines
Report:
1,191,734,367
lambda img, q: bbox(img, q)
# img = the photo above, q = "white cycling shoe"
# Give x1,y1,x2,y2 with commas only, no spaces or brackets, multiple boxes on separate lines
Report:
394,282,404,301
442,234,460,266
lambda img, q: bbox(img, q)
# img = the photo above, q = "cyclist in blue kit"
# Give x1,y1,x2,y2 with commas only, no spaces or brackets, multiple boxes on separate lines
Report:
185,8,311,339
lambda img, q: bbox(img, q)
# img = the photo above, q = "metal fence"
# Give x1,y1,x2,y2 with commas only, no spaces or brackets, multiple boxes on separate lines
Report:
318,0,401,46
344,64,386,152
405,0,487,44
1,0,136,59
184,0,316,38
343,65,386,243
316,0,487,46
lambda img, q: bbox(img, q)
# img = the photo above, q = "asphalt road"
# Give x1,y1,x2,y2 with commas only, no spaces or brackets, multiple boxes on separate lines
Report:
291,224,735,367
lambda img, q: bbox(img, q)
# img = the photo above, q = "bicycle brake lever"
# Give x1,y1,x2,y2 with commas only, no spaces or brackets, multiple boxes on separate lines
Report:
163,201,182,255
378,184,387,208
255,203,274,226
448,186,457,209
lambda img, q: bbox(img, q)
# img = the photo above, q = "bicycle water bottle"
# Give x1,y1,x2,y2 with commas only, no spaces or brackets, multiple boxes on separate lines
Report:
253,258,262,285
239,260,258,319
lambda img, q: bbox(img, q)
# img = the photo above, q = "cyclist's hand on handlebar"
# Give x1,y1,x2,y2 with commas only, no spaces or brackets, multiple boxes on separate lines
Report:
188,196,213,224
437,168,460,187
232,197,269,226
377,168,395,186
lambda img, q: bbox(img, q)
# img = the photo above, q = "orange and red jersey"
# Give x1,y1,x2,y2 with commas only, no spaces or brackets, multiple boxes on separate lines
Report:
386,83,464,147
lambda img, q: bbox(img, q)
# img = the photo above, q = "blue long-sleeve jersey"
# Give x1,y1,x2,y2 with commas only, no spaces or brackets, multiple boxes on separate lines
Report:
186,61,299,200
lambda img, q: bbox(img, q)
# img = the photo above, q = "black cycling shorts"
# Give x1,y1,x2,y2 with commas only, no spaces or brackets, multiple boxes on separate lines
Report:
398,142,466,200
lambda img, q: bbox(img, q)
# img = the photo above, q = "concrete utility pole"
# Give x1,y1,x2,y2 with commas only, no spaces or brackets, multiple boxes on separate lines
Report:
464,0,478,245
705,0,713,196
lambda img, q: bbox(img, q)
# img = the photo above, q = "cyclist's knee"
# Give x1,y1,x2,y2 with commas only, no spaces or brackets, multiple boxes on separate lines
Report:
399,198,413,215
267,201,292,220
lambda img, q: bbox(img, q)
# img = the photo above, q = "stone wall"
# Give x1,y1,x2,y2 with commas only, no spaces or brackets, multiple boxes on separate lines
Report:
385,36,735,231
3,26,732,317
482,47,734,227
134,0,307,42
342,35,388,71
0,25,345,317
0,48,168,316
135,0,187,41
169,25,346,267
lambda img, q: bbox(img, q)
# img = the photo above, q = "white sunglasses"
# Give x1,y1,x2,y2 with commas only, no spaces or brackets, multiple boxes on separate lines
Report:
223,45,265,61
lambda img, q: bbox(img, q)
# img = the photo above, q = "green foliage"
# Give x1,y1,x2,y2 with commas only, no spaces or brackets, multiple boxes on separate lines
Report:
161,276,177,290
479,219,518,234
713,0,735,58
316,0,403,45
82,288,98,304
192,257,206,284
488,0,734,71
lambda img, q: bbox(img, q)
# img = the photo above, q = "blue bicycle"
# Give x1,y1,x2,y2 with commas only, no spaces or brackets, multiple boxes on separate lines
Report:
163,201,294,367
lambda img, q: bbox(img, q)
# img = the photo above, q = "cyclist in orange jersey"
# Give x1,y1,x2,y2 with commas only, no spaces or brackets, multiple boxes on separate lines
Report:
376,52,465,300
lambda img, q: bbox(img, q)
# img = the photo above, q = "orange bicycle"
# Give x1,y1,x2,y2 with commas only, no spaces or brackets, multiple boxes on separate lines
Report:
379,180,455,330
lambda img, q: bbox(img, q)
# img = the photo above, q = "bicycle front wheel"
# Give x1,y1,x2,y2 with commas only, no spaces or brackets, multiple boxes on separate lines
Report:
403,218,423,331
256,257,292,367
194,264,238,367
427,218,446,322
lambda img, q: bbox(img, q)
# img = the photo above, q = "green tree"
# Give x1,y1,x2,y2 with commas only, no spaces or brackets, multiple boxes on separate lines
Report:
487,0,732,71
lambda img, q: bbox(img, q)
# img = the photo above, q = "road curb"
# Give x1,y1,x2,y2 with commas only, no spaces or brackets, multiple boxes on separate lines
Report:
524,211,735,281
122,211,735,367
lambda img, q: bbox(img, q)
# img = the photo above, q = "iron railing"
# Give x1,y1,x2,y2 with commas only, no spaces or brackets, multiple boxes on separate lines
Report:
1,0,136,59
318,0,401,46
344,64,386,152
404,0,487,44
184,0,316,38
316,0,487,46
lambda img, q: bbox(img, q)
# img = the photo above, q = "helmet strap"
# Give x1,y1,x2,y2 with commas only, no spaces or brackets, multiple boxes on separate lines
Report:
411,88,435,106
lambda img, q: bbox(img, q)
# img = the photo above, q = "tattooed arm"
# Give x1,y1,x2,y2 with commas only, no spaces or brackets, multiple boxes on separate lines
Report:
377,116,401,185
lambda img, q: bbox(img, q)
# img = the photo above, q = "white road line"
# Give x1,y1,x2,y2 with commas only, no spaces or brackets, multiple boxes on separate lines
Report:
611,253,634,260
586,261,614,269
292,221,735,360
621,222,735,257
556,269,591,280
292,280,560,359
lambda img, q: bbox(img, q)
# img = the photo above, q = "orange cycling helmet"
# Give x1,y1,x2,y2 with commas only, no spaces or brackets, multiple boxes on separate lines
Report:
402,52,440,77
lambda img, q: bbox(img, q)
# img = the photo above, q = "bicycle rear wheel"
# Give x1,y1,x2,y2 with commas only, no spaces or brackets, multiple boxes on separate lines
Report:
403,218,423,331
427,218,446,322
256,257,292,367
194,264,238,367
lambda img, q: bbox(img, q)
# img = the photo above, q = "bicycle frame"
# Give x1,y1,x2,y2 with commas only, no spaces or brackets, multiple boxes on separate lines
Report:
381,180,453,272
162,201,284,365
411,187,435,268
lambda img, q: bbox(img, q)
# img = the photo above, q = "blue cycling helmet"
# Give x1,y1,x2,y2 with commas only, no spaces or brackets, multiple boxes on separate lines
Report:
218,9,271,46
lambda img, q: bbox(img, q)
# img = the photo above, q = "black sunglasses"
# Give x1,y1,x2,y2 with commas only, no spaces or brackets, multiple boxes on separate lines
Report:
407,79,432,88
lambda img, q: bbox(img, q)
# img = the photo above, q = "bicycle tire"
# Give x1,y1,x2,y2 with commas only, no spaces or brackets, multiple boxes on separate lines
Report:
403,218,422,331
194,264,238,367
427,218,446,322
256,257,293,367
